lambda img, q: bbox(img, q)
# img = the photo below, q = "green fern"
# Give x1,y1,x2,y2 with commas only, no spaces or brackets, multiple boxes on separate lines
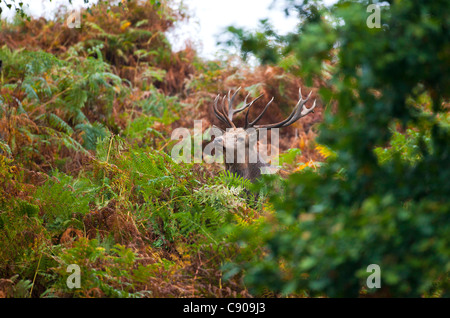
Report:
0,139,12,157
75,122,110,150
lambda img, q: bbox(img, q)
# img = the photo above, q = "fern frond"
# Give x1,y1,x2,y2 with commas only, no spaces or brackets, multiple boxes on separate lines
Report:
47,113,74,135
39,126,90,156
75,122,110,151
22,83,40,102
0,139,12,157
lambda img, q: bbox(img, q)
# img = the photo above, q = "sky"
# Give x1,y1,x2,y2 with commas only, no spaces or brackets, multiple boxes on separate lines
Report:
166,0,300,59
0,0,337,60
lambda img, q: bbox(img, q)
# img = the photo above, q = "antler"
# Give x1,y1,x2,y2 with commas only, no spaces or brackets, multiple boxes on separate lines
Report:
213,87,316,129
213,87,263,128
246,88,316,129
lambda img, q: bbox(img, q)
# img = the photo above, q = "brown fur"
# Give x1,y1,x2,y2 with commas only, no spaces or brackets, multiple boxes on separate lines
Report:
217,128,270,182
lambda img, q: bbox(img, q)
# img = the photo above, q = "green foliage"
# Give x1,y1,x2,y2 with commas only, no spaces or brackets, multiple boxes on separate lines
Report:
0,44,125,159
221,19,283,64
0,195,51,281
138,85,182,118
2,0,447,299
123,148,250,245
51,238,150,297
75,122,110,150
279,148,302,166
0,275,33,298
374,126,432,166
1,130,254,296
0,0,260,298
226,0,450,297
33,171,94,233
220,1,332,77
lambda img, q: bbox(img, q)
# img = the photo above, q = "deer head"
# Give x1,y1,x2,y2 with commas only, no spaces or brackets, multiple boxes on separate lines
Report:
211,87,317,181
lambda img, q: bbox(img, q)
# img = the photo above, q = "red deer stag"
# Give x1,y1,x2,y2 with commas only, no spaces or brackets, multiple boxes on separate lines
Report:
212,87,317,182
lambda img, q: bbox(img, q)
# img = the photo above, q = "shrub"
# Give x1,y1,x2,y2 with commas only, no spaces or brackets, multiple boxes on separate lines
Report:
225,0,450,297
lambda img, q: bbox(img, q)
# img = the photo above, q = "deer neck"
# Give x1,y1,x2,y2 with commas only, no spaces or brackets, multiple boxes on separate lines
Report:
223,148,269,182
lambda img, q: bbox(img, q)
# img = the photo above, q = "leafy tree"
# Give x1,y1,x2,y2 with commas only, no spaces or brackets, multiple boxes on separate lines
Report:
226,0,450,297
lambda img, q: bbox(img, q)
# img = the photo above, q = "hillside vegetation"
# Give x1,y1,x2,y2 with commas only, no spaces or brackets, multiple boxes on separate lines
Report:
0,0,324,297
0,0,448,298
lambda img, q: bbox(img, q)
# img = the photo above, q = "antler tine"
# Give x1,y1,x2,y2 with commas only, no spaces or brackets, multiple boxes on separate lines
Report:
213,87,315,130
213,88,250,128
300,99,316,117
233,92,261,113
303,88,313,102
243,94,265,128
221,95,236,128
223,87,265,126
227,87,258,123
280,99,316,127
253,89,316,129
213,95,231,127
226,87,241,119
245,96,274,128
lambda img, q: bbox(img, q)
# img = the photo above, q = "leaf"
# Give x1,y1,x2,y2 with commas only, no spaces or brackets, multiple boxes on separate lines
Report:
0,139,12,156
47,113,74,135
120,21,132,31
135,19,148,27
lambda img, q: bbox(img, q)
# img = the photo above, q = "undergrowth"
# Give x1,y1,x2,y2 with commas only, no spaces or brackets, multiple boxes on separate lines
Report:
0,0,326,298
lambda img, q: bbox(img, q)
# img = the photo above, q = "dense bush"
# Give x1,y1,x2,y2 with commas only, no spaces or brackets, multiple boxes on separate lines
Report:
225,0,449,297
